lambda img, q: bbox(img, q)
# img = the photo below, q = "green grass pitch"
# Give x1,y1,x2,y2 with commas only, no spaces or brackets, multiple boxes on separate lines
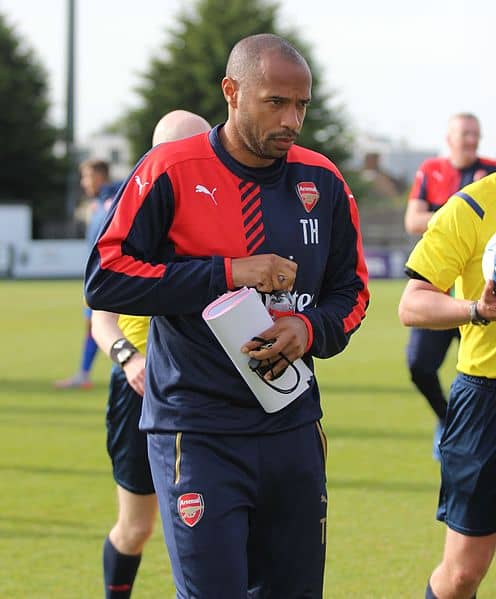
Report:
2,279,496,598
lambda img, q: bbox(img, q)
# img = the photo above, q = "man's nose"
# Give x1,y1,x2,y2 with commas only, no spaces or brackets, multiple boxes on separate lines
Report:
281,105,302,131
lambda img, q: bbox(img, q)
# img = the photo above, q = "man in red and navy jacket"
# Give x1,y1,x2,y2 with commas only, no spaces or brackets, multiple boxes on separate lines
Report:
85,33,369,599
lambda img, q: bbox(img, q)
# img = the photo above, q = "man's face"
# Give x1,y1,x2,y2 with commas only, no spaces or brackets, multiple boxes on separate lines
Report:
232,52,311,166
80,166,106,198
447,116,480,167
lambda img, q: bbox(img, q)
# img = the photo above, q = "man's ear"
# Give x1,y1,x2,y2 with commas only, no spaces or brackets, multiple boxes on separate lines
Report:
221,76,239,108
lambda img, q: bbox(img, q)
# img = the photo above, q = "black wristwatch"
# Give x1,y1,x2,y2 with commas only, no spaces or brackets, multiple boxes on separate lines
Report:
469,301,490,326
110,338,138,367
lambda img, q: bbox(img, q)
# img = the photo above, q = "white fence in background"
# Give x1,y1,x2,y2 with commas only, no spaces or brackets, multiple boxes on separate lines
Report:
0,240,408,281
0,204,88,279
0,203,408,280
6,240,88,279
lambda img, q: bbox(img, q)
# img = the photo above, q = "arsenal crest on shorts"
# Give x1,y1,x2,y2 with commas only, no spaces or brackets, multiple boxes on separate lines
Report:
296,181,320,213
178,492,204,527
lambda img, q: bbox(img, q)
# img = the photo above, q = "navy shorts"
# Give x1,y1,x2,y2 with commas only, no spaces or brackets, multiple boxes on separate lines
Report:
107,366,154,495
437,373,496,535
148,422,328,598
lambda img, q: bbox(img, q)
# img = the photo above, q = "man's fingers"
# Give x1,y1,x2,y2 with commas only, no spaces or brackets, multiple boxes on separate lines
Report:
255,279,273,293
232,254,297,291
262,355,294,381
273,271,295,291
248,356,289,381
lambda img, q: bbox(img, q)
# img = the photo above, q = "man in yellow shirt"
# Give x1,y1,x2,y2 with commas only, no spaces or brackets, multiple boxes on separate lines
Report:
403,113,496,460
91,110,211,598
399,172,496,599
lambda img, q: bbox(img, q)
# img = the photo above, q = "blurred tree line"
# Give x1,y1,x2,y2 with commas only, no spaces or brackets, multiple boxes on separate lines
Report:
0,0,366,235
0,14,68,234
122,0,353,166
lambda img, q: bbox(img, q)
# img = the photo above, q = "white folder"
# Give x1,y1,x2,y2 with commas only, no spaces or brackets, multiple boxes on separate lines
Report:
202,287,313,413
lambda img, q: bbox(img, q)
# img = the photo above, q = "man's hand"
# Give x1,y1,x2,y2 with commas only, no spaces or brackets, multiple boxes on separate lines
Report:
240,316,308,380
123,352,146,396
231,254,297,292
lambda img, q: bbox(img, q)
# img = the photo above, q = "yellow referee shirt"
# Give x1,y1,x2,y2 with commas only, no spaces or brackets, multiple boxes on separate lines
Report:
117,315,150,355
406,172,496,377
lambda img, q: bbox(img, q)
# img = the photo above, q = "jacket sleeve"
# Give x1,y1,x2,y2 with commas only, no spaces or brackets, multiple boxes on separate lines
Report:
302,181,369,358
84,152,229,316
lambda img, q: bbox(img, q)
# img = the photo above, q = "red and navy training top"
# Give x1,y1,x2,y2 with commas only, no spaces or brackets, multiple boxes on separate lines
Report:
85,125,369,434
409,156,496,211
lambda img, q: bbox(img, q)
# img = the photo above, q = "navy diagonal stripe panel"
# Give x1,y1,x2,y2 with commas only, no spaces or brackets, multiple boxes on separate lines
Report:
240,180,265,255
242,195,260,216
247,229,265,253
456,191,485,219
246,215,263,240
243,208,260,228
240,181,258,200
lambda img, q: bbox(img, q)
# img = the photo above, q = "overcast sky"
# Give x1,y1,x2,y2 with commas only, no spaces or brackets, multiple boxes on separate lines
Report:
2,0,495,156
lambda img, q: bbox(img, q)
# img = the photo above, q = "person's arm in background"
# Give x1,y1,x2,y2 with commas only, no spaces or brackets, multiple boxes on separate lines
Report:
404,160,433,235
91,310,146,396
404,198,433,235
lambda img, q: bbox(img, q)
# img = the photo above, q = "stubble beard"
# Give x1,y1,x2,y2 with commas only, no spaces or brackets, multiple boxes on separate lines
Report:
237,114,285,161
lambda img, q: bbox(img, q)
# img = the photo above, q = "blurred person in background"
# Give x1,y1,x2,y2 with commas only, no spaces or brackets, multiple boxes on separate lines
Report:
55,159,121,390
92,110,211,598
403,113,496,460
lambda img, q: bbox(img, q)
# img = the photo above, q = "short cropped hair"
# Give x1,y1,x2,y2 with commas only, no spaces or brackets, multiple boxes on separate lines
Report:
226,33,309,84
448,113,480,127
79,159,110,178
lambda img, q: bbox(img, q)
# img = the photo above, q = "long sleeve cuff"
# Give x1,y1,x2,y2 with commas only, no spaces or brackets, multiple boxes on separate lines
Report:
294,313,314,353
224,257,234,290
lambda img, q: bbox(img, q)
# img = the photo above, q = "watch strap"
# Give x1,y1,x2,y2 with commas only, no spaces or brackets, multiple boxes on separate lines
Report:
110,337,138,365
469,301,490,326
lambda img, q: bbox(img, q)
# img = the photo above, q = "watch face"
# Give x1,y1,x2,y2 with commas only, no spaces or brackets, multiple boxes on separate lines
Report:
117,347,132,365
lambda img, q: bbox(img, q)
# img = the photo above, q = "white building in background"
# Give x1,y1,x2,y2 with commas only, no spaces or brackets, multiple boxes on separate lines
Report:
0,133,134,279
78,132,132,180
349,131,437,184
